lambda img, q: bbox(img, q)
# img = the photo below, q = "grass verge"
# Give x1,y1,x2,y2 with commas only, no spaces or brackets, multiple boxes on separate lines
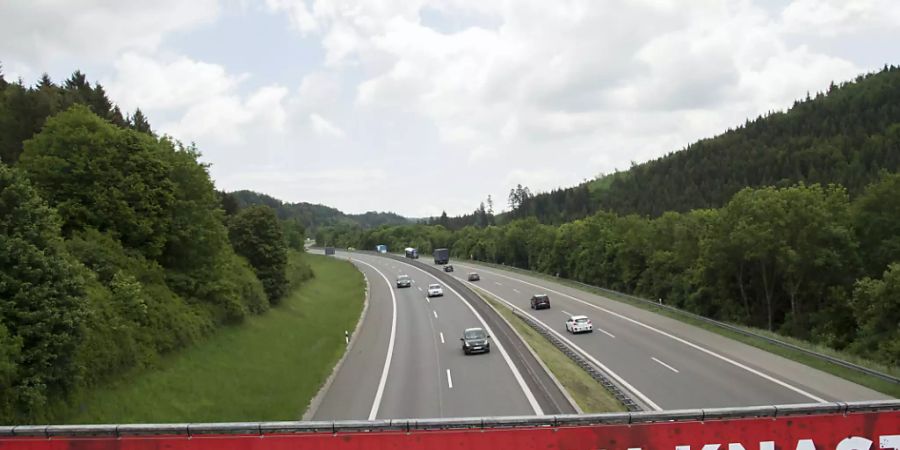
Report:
64,253,365,423
463,259,900,398
478,291,626,413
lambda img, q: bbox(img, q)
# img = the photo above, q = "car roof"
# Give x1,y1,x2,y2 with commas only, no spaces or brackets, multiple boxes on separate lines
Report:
397,274,409,278
533,294,549,298
569,315,589,320
464,327,484,333
429,283,441,288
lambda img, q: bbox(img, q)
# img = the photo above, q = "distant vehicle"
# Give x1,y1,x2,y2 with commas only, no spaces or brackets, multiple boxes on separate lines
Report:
396,275,412,288
324,246,335,256
530,294,551,310
565,315,593,334
433,248,449,264
427,283,444,297
460,327,490,354
443,264,454,272
376,244,388,253
467,272,480,281
404,247,419,259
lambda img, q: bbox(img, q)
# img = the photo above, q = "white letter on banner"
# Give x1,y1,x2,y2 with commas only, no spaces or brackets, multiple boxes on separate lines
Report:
837,437,873,450
796,439,817,450
881,436,900,450
677,444,721,450
730,442,774,450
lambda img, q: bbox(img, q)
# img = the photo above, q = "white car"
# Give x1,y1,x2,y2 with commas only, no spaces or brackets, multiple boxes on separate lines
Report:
565,315,593,334
427,283,444,297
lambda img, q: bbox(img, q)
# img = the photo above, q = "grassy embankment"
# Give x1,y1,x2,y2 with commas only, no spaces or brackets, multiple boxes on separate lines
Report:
65,253,365,423
476,290,626,413
465,259,900,398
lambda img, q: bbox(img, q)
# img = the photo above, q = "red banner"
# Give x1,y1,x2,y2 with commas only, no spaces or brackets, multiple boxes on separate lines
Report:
2,411,898,450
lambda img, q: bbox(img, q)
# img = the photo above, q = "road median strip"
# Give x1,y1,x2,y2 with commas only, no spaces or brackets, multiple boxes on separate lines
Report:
474,289,627,413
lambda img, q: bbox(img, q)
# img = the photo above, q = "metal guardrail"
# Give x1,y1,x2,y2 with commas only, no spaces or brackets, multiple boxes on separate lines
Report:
512,309,642,412
2,400,897,437
467,260,900,385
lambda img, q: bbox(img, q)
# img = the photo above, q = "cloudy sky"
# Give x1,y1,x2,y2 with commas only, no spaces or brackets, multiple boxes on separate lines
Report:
2,1,899,217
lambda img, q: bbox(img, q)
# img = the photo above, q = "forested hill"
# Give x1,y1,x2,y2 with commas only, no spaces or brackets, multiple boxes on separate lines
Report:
512,65,900,222
229,190,411,231
0,69,310,422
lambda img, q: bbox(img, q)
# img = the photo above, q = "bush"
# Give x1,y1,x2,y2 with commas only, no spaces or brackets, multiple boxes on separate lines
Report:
228,206,289,304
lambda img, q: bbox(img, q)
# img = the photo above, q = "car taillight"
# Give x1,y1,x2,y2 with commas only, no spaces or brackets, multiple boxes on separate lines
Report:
588,320,592,324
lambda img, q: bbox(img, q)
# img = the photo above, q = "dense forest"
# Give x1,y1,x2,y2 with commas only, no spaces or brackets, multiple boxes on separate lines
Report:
318,177,900,365
317,67,900,366
229,190,411,232
497,65,900,224
0,69,308,422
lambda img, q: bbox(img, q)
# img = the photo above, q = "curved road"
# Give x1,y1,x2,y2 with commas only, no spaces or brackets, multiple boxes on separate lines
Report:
445,260,890,409
310,251,568,420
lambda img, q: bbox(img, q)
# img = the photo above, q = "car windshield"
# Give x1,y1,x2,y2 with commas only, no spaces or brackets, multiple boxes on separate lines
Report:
464,329,486,340
535,295,548,301
429,284,440,289
575,317,589,323
398,275,408,280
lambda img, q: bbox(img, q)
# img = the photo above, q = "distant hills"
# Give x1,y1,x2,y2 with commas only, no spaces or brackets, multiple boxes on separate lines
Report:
229,190,412,231
508,65,900,223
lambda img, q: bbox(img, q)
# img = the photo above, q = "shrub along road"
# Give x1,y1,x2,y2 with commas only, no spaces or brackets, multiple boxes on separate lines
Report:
62,254,364,424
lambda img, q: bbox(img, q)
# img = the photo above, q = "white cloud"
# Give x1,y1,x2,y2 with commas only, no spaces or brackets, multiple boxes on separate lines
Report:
106,52,245,112
504,169,572,195
3,1,896,216
780,0,900,36
266,0,319,34
0,0,219,75
310,113,345,138
103,52,289,146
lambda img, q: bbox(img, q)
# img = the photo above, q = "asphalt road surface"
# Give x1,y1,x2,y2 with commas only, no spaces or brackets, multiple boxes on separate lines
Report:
311,251,572,420
444,260,891,410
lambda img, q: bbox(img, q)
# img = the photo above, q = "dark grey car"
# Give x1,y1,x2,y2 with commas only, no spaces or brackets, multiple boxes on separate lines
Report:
396,275,412,288
530,294,551,309
461,327,491,355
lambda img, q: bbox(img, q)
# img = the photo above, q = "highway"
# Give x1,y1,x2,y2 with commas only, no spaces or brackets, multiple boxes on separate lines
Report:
309,251,575,420
442,260,890,410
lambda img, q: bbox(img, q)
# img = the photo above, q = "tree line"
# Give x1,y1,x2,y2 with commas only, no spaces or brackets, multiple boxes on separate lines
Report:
0,69,308,422
487,65,900,225
317,175,900,366
230,190,411,232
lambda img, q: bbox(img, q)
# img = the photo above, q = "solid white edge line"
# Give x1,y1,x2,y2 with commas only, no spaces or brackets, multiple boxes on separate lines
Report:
440,332,445,344
396,260,544,415
353,259,399,420
447,369,453,389
652,357,680,373
459,263,828,403
464,281,662,411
